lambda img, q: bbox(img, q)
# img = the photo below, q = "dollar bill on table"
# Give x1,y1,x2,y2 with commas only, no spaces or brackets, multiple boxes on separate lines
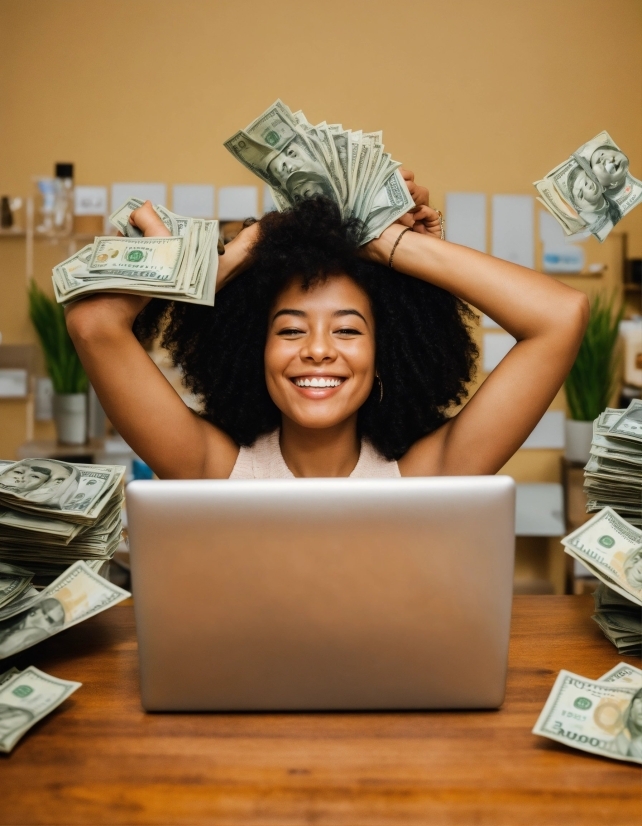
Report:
534,130,642,242
0,560,130,659
0,562,34,610
52,200,219,306
0,666,81,753
532,669,642,763
224,99,414,245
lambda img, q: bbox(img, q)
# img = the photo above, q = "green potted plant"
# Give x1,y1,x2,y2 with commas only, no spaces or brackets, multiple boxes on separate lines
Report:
564,291,624,462
28,281,88,445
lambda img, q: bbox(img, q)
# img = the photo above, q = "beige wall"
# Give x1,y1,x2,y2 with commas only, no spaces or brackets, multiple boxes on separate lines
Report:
1,0,641,467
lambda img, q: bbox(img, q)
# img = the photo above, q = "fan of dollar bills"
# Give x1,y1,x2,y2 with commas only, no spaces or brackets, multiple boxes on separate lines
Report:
535,130,642,242
52,199,219,306
224,100,415,245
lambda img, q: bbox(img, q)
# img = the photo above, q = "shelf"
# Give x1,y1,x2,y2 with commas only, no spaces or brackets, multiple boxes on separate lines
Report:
0,228,26,238
623,283,641,293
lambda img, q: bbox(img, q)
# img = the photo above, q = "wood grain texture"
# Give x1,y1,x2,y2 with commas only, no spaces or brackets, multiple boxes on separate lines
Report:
0,596,640,825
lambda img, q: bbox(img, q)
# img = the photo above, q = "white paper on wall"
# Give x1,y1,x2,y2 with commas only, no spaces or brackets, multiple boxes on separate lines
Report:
481,315,501,328
445,193,486,252
482,332,516,372
521,410,566,449
539,210,585,273
515,483,565,536
218,186,258,221
172,185,215,218
74,186,108,216
263,187,277,214
111,183,167,211
492,195,534,269
0,369,27,398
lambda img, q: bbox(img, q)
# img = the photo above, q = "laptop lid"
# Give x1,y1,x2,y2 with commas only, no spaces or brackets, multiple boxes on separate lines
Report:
127,476,515,711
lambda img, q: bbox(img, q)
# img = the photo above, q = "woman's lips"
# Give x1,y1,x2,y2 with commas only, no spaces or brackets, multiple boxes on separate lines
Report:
289,376,346,399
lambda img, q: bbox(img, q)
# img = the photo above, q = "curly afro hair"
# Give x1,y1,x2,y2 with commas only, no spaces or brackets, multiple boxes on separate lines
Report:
134,197,478,461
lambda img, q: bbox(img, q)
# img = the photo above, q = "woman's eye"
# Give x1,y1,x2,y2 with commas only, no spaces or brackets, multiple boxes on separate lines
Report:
335,328,361,336
278,328,304,336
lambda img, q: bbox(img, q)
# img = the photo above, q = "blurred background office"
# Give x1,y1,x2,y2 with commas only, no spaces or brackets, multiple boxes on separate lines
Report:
1,0,640,594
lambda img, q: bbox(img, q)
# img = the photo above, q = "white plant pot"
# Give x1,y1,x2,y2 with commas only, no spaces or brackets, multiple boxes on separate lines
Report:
565,419,593,464
53,393,87,446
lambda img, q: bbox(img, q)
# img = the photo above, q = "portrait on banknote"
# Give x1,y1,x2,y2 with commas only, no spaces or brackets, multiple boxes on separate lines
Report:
616,689,642,759
0,598,65,658
623,546,642,589
0,459,79,508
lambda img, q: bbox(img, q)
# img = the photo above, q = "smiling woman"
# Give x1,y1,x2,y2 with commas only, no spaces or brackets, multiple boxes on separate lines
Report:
65,172,589,480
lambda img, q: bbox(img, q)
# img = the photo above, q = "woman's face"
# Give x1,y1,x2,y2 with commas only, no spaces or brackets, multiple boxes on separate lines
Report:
264,275,376,431
572,170,604,210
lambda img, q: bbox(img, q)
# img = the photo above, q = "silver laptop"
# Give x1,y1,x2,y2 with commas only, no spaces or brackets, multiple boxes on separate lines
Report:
127,476,515,712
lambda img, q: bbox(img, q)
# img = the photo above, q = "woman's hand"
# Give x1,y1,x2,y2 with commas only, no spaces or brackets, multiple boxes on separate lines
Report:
128,200,171,237
398,168,443,237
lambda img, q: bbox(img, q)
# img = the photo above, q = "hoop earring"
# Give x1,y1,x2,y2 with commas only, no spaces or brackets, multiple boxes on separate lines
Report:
375,372,383,403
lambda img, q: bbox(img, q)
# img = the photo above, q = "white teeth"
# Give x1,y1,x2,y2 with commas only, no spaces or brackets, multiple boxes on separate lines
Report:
294,377,342,388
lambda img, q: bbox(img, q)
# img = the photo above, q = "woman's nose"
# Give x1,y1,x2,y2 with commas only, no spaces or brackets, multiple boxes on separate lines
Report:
301,330,336,361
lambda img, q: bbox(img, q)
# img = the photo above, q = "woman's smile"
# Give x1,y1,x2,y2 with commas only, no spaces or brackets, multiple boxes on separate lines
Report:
290,374,347,398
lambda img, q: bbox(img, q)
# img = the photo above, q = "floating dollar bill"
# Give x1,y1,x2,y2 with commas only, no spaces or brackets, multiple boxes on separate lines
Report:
534,131,642,243
0,560,130,659
224,100,414,245
0,666,81,753
533,669,642,764
53,202,219,307
562,507,642,607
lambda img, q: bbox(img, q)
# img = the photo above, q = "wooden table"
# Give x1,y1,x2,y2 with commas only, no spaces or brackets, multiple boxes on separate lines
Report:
1,597,640,825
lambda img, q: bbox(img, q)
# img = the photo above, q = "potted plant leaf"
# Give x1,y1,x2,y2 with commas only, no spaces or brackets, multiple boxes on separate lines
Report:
28,281,88,445
564,291,624,462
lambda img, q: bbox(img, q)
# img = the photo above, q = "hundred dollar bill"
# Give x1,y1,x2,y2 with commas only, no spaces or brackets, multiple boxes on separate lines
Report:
0,666,81,753
535,131,642,243
607,399,642,444
88,237,183,281
0,562,33,610
532,669,642,763
561,507,642,606
599,662,642,687
0,561,130,659
108,197,145,236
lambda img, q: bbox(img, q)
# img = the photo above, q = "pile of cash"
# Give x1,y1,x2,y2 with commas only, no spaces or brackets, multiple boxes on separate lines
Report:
562,507,641,654
593,582,642,655
0,458,126,577
535,130,642,242
225,100,414,245
533,662,642,764
0,665,81,753
52,199,218,306
0,559,129,660
584,401,642,527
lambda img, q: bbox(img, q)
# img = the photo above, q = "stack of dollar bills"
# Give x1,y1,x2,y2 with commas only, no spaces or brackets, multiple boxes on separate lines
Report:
225,99,414,245
52,199,219,306
534,130,642,242
562,507,642,655
0,458,125,578
533,662,642,764
584,401,642,528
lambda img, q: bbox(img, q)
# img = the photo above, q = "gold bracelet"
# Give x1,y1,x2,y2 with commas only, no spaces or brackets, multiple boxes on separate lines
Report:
388,226,412,268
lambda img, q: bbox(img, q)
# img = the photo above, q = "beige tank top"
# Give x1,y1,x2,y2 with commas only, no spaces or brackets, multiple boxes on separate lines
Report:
229,429,400,479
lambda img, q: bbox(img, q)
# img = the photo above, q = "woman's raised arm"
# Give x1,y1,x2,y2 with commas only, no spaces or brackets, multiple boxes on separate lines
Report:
365,226,589,476
65,203,257,480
